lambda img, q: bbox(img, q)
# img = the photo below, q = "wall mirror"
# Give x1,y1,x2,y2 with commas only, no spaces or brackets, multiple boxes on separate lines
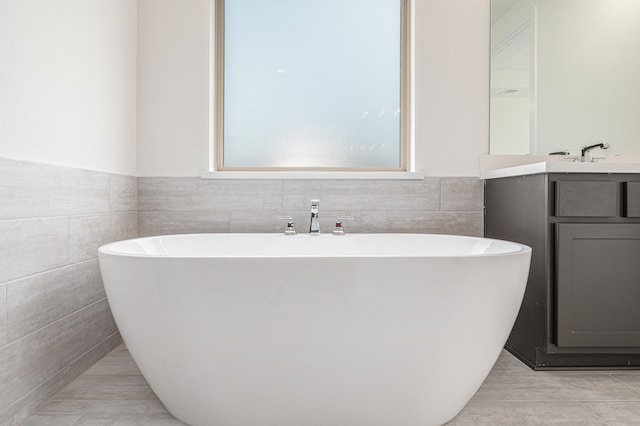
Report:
490,0,640,156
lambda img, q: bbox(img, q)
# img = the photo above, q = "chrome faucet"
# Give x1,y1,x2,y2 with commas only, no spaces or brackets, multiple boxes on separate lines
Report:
309,199,320,235
580,142,609,162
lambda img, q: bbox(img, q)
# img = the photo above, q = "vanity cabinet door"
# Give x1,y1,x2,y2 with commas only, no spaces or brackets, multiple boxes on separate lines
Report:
556,223,640,348
626,182,640,217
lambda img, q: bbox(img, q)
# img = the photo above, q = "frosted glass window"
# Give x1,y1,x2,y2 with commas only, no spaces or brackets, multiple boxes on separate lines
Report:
220,0,404,170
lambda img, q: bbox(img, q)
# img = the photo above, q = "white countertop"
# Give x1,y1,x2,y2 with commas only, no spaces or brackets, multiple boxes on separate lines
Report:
480,155,640,179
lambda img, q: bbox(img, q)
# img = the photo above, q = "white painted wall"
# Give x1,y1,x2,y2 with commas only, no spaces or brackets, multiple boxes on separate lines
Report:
0,0,137,175
137,0,490,177
137,0,210,177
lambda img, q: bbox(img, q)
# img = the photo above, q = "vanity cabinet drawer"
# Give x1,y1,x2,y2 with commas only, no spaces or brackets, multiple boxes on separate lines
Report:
626,182,640,217
555,181,618,217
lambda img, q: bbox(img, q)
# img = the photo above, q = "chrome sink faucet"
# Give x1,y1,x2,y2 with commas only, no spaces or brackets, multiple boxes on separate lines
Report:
309,199,320,235
580,142,609,162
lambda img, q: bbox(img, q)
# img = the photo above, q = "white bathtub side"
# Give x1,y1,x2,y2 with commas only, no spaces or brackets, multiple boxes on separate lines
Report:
99,247,531,426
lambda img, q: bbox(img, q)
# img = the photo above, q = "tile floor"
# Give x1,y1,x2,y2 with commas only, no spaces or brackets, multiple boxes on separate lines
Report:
22,345,640,425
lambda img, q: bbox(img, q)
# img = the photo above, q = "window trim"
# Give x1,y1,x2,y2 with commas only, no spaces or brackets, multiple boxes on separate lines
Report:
213,0,412,172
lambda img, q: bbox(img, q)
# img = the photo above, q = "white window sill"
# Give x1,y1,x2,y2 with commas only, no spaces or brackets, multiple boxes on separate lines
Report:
200,171,424,180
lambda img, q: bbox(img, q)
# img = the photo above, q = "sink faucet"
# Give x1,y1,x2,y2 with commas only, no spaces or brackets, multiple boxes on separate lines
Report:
309,199,320,234
580,142,609,162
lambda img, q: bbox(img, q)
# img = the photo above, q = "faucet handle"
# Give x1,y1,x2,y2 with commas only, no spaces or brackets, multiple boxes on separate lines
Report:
276,216,296,235
333,216,354,236
589,157,607,163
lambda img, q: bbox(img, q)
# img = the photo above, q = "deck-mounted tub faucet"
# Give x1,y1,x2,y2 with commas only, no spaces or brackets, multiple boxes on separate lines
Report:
310,199,320,234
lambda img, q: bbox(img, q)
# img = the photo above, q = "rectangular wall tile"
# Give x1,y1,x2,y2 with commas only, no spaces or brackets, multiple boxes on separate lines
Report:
0,332,121,426
282,178,441,211
0,158,110,220
138,211,229,237
441,177,484,211
138,177,282,212
368,211,484,235
0,284,6,347
69,213,137,263
6,260,106,342
110,175,138,213
0,218,69,283
229,210,305,233
0,299,117,412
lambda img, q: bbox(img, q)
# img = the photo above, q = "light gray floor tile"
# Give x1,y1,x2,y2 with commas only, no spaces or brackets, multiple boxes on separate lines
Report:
73,418,186,426
35,399,93,415
614,372,640,394
474,370,640,402
23,344,640,425
53,375,158,401
73,400,187,425
549,372,640,401
82,345,141,376
488,350,538,376
448,400,607,425
20,413,83,426
581,401,640,425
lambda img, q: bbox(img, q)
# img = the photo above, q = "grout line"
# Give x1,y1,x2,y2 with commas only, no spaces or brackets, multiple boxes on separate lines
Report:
3,258,99,285
576,400,613,426
67,216,70,267
1,283,6,347
66,211,137,220
605,374,640,398
0,215,71,224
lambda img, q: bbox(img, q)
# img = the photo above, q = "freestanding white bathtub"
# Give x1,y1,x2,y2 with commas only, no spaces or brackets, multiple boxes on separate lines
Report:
99,233,531,426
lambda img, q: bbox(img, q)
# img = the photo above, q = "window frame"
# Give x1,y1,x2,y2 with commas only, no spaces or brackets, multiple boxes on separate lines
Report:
213,0,411,172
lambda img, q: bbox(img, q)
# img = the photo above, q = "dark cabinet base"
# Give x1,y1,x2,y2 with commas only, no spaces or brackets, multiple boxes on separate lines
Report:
485,173,640,370
507,345,640,371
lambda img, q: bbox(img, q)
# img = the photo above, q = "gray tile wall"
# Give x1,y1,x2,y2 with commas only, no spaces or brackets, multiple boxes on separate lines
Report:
0,158,137,426
138,176,484,236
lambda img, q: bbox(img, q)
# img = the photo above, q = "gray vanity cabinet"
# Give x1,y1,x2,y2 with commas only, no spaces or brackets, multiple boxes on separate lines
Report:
485,173,640,369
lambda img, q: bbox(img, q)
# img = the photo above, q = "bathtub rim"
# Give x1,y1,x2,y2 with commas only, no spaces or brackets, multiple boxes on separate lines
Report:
98,233,532,260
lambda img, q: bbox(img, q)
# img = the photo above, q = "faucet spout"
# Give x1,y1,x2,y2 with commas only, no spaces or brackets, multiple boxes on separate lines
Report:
309,199,320,234
580,142,609,162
